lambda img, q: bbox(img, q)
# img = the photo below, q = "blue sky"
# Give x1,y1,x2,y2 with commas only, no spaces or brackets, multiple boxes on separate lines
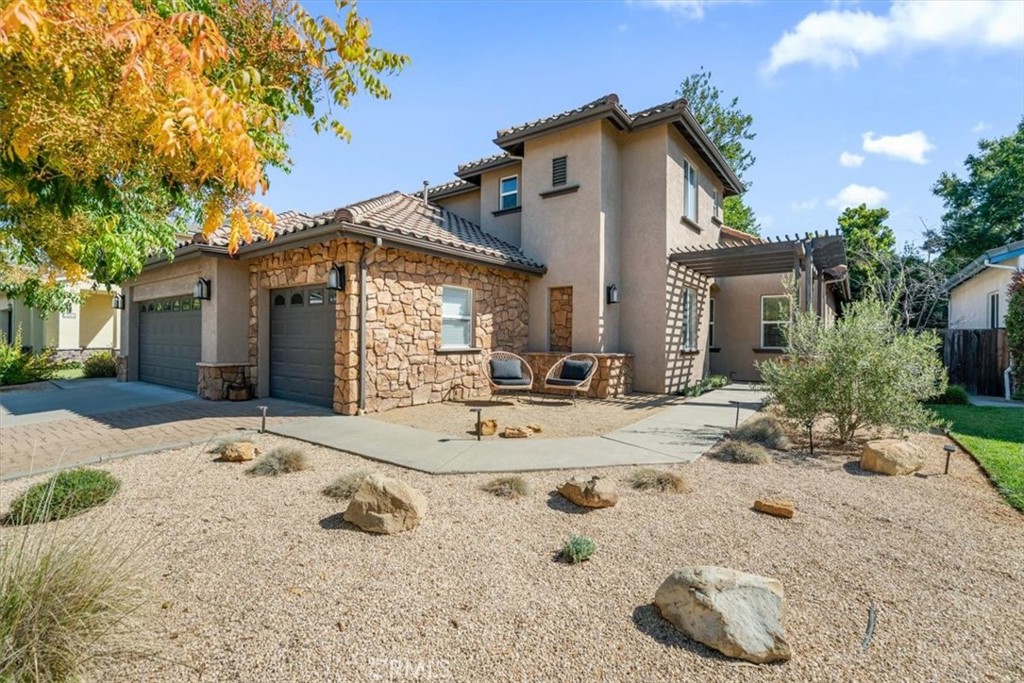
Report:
265,0,1024,247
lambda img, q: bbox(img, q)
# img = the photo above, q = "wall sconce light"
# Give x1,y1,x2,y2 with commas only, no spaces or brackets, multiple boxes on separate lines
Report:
606,284,619,305
193,278,212,300
111,293,125,310
327,264,346,291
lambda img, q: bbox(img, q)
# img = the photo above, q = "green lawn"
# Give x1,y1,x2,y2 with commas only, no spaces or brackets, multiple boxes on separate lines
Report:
933,405,1024,512
52,366,85,380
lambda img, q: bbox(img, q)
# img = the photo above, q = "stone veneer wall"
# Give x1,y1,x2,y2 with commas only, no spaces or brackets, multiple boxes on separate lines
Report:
524,352,633,398
197,363,252,400
115,355,128,382
548,286,573,352
248,238,530,415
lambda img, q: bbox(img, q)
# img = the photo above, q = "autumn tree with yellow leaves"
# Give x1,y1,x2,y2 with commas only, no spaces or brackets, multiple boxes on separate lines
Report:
0,0,407,310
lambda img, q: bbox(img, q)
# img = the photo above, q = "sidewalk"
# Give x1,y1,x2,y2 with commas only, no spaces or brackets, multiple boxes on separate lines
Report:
270,384,764,474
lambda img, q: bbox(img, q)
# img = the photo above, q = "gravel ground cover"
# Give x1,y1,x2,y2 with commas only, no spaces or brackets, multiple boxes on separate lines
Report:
1,429,1021,682
366,393,683,439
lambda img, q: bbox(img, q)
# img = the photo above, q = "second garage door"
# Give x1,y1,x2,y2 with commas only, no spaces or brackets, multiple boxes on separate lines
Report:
138,296,202,391
270,286,336,406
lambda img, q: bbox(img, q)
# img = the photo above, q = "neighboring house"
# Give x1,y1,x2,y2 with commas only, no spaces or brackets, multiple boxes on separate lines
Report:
0,282,121,361
117,93,848,412
945,239,1024,329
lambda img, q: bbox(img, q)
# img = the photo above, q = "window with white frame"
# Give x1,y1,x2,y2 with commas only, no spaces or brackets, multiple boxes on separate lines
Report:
681,287,697,350
708,298,716,348
988,292,1001,329
499,175,519,211
441,286,474,349
761,295,791,349
683,159,698,223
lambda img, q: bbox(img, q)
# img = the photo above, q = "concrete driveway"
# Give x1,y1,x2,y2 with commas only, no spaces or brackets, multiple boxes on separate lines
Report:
0,379,330,479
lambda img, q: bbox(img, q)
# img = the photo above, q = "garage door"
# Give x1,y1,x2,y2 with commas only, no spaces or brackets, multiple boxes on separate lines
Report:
270,286,336,406
138,296,201,391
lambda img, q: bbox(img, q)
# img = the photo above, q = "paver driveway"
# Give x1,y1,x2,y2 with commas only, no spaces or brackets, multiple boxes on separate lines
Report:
0,379,330,478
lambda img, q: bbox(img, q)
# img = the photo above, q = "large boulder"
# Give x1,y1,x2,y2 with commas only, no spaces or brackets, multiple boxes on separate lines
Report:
343,474,427,534
860,439,925,475
220,442,259,462
654,566,791,664
557,476,619,508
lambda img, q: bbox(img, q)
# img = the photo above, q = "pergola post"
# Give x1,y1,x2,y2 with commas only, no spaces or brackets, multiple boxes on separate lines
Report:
805,239,815,312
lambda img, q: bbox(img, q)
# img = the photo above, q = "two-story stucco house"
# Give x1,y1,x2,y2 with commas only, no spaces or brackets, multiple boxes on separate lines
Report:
945,239,1024,330
116,94,848,413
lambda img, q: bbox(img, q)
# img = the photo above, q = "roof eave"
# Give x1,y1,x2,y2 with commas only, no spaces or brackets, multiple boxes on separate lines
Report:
943,241,1024,291
454,157,521,183
492,104,631,155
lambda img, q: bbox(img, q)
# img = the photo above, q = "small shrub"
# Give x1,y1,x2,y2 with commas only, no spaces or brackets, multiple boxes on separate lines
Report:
626,469,689,493
323,469,371,499
706,374,731,389
729,417,791,450
247,446,309,476
927,384,970,405
714,439,772,465
81,352,117,378
0,327,68,386
560,535,596,564
7,469,120,525
481,476,531,499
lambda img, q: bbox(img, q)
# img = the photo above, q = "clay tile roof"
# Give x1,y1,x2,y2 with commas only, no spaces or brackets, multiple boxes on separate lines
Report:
495,94,621,140
191,210,333,248
414,179,475,199
628,97,689,123
334,192,544,272
456,152,513,174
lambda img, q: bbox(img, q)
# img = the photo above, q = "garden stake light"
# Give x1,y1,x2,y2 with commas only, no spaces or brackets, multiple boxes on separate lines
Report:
807,420,814,455
258,406,268,434
731,401,741,428
944,444,955,474
471,408,483,441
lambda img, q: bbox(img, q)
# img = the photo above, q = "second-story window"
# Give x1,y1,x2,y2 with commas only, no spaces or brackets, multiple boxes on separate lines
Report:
499,175,519,211
683,160,698,223
552,156,568,186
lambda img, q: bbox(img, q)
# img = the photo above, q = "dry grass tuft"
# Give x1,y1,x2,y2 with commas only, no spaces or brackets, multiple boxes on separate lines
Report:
729,417,791,450
481,476,531,499
714,439,773,465
322,470,371,499
247,447,309,476
626,469,690,493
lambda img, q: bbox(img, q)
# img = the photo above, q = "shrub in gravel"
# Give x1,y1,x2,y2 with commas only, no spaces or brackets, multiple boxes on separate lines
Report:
626,469,689,493
7,469,120,525
323,469,371,499
247,447,309,476
481,476,531,499
729,417,791,450
560,535,596,564
714,439,773,465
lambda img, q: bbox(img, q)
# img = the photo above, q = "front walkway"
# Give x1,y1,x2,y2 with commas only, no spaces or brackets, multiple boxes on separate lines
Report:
968,394,1024,408
271,384,764,473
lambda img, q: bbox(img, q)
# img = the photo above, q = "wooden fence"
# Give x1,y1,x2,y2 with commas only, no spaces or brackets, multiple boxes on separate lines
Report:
936,329,1009,397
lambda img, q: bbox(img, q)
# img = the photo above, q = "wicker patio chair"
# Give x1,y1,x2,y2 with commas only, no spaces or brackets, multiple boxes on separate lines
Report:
482,351,534,400
541,353,599,405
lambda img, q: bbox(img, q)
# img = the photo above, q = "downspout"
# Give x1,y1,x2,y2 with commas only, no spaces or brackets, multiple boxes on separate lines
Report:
358,237,383,414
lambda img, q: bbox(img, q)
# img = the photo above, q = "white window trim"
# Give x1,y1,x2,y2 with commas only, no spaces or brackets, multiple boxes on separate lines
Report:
498,174,519,210
683,159,698,223
681,287,697,351
708,297,716,348
988,291,1001,329
761,295,790,349
441,285,474,349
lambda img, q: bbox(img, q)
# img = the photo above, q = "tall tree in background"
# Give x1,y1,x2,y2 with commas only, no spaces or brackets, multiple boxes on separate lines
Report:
0,0,407,311
933,119,1024,266
678,67,759,235
837,204,897,299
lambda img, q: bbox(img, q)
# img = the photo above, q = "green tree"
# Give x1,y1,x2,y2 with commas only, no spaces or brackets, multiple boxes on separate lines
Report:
1006,272,1024,399
837,204,897,299
678,67,759,235
933,119,1024,266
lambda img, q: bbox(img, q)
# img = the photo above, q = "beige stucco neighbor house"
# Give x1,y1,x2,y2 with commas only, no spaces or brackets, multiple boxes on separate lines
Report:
1,283,121,361
117,93,848,412
945,239,1024,330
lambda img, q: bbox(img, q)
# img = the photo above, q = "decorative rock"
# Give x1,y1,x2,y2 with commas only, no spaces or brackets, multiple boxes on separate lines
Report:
503,426,532,439
343,474,427,534
861,439,925,475
753,499,794,519
654,566,791,664
557,476,619,508
526,423,543,434
220,442,259,462
479,419,498,437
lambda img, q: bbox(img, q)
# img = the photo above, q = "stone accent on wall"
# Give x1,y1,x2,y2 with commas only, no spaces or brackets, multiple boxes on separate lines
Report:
549,286,573,352
115,355,128,382
197,363,252,401
525,352,633,398
53,347,117,364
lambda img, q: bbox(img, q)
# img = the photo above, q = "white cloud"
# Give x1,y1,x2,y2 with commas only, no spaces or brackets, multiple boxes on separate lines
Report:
632,0,747,20
764,1,1024,74
861,130,934,164
839,151,865,167
828,184,888,208
972,121,990,133
791,199,818,211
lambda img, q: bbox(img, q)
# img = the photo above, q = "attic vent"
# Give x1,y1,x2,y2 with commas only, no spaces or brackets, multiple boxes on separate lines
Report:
552,156,568,187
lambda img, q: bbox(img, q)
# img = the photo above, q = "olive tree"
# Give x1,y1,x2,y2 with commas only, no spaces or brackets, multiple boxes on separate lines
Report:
758,296,947,443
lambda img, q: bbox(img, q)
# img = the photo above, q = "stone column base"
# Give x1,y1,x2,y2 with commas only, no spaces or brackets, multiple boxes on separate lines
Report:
197,363,253,400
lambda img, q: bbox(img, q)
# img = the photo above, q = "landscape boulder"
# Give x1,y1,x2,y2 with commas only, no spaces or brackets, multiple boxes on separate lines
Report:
479,419,498,437
753,499,794,519
860,439,925,475
503,426,532,438
654,566,791,664
220,442,259,462
557,476,619,508
526,423,543,434
343,474,427,534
